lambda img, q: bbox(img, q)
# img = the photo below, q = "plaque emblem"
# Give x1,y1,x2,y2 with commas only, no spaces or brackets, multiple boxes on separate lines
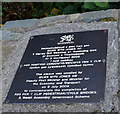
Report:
60,34,74,42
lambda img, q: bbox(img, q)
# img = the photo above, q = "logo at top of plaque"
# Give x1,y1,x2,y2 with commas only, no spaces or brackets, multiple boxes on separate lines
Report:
60,34,74,42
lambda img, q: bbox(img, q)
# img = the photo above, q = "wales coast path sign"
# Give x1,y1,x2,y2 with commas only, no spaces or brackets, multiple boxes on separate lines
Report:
4,30,108,104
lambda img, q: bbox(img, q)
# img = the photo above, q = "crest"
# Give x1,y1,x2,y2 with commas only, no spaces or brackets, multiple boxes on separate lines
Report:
60,34,74,42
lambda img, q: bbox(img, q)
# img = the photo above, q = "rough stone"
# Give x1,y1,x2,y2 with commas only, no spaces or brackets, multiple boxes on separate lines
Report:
82,9,118,22
0,32,2,114
2,21,119,112
2,40,16,65
2,30,23,40
2,9,118,33
118,9,120,112
2,9,119,113
2,19,39,30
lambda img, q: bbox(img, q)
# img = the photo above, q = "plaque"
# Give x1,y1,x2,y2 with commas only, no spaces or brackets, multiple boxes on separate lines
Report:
4,30,108,104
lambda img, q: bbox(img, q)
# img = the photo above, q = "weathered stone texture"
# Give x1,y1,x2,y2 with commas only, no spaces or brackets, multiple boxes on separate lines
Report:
2,9,119,112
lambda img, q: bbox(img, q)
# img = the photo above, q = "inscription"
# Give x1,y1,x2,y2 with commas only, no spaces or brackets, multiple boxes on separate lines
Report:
5,30,108,103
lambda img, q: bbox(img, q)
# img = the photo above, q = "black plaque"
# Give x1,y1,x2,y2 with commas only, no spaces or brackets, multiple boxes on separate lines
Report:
4,30,108,104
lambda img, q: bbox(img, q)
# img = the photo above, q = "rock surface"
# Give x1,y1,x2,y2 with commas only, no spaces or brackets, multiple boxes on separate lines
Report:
0,33,2,114
118,9,120,112
2,9,120,112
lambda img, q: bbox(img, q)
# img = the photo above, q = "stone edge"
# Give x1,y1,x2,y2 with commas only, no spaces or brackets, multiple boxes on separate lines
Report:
118,9,120,112
2,9,119,34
